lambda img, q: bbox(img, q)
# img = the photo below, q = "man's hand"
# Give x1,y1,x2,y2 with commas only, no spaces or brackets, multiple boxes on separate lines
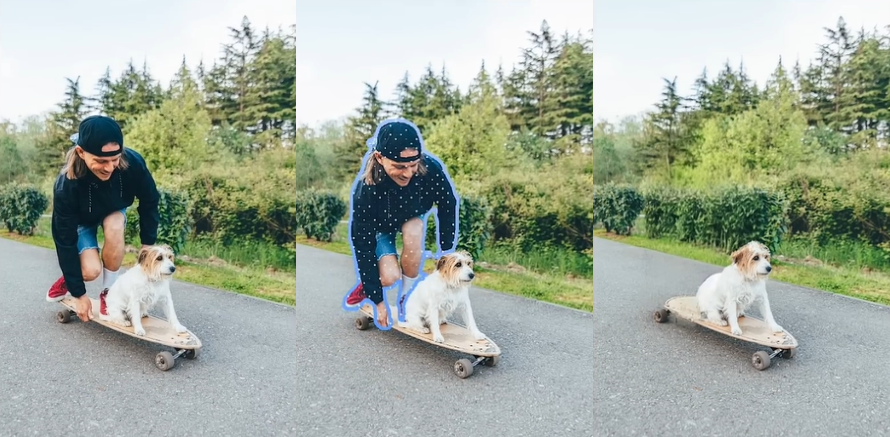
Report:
376,301,390,328
75,295,94,322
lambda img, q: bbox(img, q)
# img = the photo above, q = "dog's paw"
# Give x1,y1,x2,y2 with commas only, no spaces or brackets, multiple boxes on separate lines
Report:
770,324,784,333
134,327,146,336
472,331,487,340
433,334,445,343
440,319,448,325
174,324,188,334
731,327,743,336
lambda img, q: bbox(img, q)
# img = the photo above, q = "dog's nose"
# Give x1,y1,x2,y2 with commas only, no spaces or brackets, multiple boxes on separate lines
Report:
170,266,176,273
766,265,772,272
468,272,475,279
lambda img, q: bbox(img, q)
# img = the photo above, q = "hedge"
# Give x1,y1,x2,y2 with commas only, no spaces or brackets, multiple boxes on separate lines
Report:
642,185,788,252
593,183,644,236
0,183,49,236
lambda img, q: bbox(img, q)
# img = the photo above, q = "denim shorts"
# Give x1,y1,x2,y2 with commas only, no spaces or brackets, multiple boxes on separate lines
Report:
375,231,398,260
77,208,128,255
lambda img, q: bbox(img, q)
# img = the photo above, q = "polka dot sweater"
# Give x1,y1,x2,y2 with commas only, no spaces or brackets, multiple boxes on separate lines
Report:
350,154,459,304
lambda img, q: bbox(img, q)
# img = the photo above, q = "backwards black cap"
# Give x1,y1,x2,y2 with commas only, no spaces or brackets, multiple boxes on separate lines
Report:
374,120,422,162
75,115,123,157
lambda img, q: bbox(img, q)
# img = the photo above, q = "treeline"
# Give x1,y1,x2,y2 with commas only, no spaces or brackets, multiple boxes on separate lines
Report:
297,21,594,261
0,16,298,267
594,17,890,263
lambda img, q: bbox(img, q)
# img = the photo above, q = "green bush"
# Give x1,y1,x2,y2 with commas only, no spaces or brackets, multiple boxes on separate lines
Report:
780,172,890,247
642,185,788,252
125,187,192,253
424,194,493,259
593,183,643,236
182,167,297,247
0,183,49,235
296,189,346,242
476,167,593,252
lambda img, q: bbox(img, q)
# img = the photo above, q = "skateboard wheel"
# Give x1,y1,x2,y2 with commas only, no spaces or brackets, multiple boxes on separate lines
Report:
654,309,669,323
454,358,474,379
355,316,371,331
184,348,200,359
481,355,499,367
751,351,770,370
781,348,796,359
56,310,73,324
155,351,175,371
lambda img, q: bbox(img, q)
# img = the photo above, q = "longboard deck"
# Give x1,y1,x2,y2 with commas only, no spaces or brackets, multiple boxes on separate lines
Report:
59,297,201,350
358,304,500,357
663,296,797,349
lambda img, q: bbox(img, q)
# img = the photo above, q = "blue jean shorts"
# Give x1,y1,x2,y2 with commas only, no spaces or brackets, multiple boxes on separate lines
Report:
375,231,398,260
77,208,128,255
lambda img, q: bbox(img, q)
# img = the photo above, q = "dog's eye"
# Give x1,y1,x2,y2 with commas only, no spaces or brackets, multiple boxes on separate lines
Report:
456,262,462,267
156,256,163,261
753,256,759,261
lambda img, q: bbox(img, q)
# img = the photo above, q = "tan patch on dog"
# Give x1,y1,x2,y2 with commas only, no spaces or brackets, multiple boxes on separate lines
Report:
731,241,770,278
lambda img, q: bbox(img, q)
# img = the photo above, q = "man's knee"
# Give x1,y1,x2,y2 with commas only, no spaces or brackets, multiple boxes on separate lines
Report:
401,218,424,244
82,262,102,282
103,212,125,240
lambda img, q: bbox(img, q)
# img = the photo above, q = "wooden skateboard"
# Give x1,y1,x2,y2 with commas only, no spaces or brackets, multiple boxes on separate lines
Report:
653,296,798,370
355,304,501,378
56,296,202,371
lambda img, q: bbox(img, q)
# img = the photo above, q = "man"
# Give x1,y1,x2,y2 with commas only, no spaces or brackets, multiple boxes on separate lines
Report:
46,115,161,323
343,118,459,329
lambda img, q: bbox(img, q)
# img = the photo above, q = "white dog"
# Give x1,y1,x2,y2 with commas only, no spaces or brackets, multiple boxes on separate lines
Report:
398,251,486,343
696,241,783,336
99,244,187,337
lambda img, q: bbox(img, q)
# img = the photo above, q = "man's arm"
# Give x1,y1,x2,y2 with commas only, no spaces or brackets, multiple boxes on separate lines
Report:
350,219,384,304
131,152,161,246
430,159,459,252
349,181,385,304
51,180,87,298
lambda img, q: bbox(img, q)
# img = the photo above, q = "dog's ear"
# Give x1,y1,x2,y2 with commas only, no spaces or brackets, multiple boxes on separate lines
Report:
731,247,747,265
436,255,448,271
137,247,151,264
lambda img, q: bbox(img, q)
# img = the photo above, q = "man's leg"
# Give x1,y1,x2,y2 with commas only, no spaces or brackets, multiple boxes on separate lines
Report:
47,225,102,301
397,217,424,318
100,210,126,288
98,210,127,315
345,232,399,307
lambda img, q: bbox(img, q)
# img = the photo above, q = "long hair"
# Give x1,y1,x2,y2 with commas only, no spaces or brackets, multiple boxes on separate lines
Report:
361,153,428,186
61,146,130,180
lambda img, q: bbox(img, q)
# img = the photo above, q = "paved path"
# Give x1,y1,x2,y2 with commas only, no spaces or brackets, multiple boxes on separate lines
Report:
295,244,595,436
0,238,297,436
593,237,890,436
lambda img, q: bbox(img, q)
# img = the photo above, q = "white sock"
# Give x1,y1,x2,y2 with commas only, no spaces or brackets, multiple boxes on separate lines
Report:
102,267,120,290
401,274,418,298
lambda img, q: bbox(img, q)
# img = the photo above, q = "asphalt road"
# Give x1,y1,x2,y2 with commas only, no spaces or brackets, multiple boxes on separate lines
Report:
295,244,595,436
0,238,297,436
593,237,890,436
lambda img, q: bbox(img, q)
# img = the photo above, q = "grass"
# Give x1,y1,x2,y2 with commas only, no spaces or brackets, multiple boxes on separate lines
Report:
2,217,296,306
593,227,890,307
297,222,593,312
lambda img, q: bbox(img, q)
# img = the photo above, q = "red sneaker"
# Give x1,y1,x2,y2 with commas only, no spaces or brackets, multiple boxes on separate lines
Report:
46,276,70,302
100,289,109,316
345,283,366,306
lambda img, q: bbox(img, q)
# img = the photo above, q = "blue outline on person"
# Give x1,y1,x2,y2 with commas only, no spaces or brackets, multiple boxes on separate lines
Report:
341,118,460,331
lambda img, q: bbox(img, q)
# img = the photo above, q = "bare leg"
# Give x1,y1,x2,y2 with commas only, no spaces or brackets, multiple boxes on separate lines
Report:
101,211,126,272
399,218,424,278
79,249,102,282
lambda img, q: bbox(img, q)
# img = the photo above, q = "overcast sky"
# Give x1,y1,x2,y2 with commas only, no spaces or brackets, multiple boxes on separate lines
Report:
295,0,594,128
3,0,887,129
593,0,890,124
0,0,295,124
